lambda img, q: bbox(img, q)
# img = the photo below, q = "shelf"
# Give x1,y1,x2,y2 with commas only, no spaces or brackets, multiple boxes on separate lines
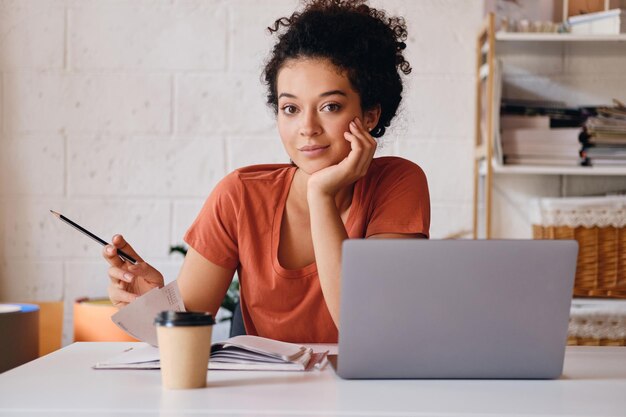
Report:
474,13,626,239
495,32,626,42
479,159,626,176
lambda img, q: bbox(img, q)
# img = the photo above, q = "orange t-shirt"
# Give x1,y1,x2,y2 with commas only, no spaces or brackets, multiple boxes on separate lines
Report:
184,156,430,343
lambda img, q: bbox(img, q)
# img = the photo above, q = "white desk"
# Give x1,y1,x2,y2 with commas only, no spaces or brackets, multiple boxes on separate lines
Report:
1,343,626,416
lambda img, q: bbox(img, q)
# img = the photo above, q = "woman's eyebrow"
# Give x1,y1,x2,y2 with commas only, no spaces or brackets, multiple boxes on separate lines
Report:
278,90,347,100
319,90,347,98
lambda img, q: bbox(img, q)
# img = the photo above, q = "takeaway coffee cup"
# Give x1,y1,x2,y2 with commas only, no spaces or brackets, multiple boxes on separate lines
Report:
155,311,215,389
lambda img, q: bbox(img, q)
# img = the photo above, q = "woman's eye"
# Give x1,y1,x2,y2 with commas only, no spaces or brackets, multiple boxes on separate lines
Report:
281,105,298,115
322,103,341,112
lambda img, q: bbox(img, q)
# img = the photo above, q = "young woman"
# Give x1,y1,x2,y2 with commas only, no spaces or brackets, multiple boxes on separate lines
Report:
105,0,430,343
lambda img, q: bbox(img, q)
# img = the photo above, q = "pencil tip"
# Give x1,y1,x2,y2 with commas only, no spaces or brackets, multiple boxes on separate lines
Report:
50,210,60,218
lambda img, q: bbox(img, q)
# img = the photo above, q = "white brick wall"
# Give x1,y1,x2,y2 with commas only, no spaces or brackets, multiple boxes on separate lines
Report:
0,0,484,345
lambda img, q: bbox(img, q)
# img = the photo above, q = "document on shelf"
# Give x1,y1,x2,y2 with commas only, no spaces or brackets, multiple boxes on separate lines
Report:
94,335,329,371
111,281,186,347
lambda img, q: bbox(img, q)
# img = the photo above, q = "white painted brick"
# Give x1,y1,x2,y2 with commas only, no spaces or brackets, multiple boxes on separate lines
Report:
229,0,298,72
176,74,275,135
3,199,170,259
565,42,626,75
4,73,171,134
70,1,227,71
503,74,626,106
403,75,475,138
429,203,473,240
68,136,226,198
228,136,290,170
172,199,207,247
397,138,474,204
0,260,64,301
371,0,482,75
374,138,398,157
380,102,411,142
0,135,64,196
0,0,65,70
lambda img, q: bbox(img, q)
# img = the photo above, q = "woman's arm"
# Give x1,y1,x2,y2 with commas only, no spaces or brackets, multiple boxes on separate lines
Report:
308,206,424,327
308,119,429,327
176,247,236,315
307,117,377,327
307,194,348,327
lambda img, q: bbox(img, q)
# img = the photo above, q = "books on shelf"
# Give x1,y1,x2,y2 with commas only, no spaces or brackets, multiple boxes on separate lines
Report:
94,335,329,372
500,99,588,125
504,156,581,167
585,158,626,166
568,9,626,35
499,102,585,166
500,115,551,129
580,100,626,166
501,127,582,143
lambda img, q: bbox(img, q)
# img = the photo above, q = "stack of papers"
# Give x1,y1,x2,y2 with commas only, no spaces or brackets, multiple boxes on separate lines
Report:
581,101,626,166
94,335,328,371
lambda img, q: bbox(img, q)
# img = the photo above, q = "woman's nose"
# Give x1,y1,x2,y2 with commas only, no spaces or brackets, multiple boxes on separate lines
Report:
299,111,321,137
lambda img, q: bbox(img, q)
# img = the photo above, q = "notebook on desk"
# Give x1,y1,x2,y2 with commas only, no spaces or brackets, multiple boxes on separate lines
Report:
335,239,578,379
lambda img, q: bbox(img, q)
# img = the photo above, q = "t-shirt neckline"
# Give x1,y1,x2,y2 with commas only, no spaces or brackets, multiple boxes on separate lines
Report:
271,166,360,279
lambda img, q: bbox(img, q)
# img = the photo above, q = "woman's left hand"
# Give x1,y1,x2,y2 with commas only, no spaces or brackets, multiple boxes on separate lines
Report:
307,117,377,198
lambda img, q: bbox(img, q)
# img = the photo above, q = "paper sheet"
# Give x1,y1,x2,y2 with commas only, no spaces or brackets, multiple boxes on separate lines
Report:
111,281,185,346
94,343,329,371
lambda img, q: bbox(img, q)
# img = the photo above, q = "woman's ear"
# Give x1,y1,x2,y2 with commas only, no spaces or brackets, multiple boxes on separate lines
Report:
363,105,381,132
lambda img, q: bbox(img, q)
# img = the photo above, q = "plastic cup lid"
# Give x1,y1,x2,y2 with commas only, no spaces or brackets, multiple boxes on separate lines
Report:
154,310,215,327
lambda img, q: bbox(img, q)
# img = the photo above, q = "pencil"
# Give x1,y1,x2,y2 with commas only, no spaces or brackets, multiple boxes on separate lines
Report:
50,210,138,265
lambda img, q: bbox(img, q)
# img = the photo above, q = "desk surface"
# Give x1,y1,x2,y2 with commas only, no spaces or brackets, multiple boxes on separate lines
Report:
1,343,626,417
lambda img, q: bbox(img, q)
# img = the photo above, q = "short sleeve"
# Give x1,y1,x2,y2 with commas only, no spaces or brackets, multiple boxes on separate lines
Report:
365,159,430,238
184,172,241,269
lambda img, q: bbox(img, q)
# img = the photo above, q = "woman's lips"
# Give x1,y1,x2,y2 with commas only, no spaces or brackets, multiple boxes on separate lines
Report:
299,144,330,157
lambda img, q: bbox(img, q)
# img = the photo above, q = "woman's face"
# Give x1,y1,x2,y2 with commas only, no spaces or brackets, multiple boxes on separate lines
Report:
276,58,375,175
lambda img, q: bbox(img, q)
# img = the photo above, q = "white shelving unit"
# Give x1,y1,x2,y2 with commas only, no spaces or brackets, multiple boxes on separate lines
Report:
473,14,626,239
495,32,626,42
480,159,626,176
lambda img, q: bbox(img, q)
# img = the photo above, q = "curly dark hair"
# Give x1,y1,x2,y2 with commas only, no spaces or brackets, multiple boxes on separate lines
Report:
263,0,411,138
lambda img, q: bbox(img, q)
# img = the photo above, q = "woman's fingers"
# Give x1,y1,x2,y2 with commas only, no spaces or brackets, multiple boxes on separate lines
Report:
347,118,376,174
359,118,378,149
108,266,134,284
112,234,143,263
103,244,124,268
107,284,138,308
103,235,144,267
353,117,377,152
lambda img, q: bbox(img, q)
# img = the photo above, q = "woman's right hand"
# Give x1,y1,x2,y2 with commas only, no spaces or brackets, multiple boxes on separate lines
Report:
104,234,164,308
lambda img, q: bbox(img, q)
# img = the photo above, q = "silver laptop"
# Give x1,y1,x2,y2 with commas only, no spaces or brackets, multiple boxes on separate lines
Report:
336,239,578,379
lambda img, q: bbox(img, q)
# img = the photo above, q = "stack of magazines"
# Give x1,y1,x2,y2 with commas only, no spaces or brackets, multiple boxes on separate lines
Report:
498,99,587,167
580,100,626,167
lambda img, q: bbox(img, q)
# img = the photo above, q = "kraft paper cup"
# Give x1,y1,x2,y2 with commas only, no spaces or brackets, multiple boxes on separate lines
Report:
155,311,214,389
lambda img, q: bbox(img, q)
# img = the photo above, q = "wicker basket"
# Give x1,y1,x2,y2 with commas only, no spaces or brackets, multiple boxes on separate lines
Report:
531,196,626,299
568,299,626,346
